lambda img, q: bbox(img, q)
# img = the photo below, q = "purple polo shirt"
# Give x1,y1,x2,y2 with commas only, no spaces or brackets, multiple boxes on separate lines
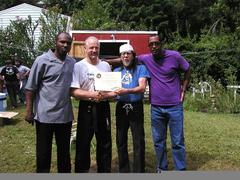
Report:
138,50,189,106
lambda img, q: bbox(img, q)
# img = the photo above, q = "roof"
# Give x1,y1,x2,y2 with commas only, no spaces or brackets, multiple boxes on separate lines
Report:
70,30,158,35
0,3,43,15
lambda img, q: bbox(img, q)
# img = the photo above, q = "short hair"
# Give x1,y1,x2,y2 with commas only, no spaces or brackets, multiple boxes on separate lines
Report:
149,34,160,41
55,32,72,42
84,36,99,46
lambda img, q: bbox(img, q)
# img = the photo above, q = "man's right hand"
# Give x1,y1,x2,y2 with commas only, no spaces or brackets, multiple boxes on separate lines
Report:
25,112,34,125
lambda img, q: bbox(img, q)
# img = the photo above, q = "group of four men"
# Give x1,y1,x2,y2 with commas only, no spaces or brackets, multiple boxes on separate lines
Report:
24,32,190,173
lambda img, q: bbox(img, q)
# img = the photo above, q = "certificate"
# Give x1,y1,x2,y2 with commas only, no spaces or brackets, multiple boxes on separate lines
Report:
94,72,122,91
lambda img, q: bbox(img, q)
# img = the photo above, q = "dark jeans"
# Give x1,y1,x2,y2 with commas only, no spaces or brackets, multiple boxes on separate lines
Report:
36,121,72,173
75,100,112,173
6,81,19,108
151,103,186,171
116,101,145,173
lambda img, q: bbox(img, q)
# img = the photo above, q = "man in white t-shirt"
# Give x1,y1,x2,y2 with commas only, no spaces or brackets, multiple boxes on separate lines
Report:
71,36,116,173
15,59,30,103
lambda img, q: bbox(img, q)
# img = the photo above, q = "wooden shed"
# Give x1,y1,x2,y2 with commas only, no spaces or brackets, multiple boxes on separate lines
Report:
69,30,158,59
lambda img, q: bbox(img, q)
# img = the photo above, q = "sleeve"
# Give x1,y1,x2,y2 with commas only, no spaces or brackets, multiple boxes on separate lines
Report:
23,65,30,72
177,53,190,72
25,58,45,91
136,55,144,65
113,67,120,72
71,63,82,88
106,62,112,72
14,66,19,73
139,65,150,79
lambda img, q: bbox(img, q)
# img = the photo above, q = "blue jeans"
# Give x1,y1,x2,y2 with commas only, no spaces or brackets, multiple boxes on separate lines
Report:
151,103,186,170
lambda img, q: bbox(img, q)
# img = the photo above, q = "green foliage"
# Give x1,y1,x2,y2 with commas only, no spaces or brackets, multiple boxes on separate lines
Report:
209,0,240,32
37,0,84,15
166,31,240,85
71,0,124,30
37,5,69,53
184,79,240,113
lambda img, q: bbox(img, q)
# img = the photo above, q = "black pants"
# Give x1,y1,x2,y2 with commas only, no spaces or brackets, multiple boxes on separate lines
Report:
6,81,19,108
36,121,72,173
116,101,145,173
75,100,112,173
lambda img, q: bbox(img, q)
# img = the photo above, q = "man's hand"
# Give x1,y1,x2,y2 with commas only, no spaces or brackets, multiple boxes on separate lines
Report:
115,88,129,95
180,90,185,102
98,91,117,100
25,112,34,125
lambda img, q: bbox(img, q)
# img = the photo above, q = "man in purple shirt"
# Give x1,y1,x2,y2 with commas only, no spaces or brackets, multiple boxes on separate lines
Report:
138,35,191,172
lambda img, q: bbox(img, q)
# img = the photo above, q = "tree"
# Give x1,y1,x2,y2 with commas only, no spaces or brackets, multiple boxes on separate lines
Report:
37,0,84,15
71,0,125,30
209,0,240,33
37,5,69,53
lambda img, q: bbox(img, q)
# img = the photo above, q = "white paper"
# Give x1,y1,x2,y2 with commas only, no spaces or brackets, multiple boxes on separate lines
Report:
94,72,122,91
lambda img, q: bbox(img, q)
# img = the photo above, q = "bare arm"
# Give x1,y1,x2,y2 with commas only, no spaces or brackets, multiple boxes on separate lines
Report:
115,77,148,95
105,58,121,66
23,70,30,78
70,88,100,101
25,90,35,125
16,72,20,80
71,88,117,101
181,67,191,102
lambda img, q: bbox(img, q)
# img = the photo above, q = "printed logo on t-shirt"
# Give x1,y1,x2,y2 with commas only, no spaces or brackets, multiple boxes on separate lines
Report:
87,73,95,80
6,67,14,76
122,71,132,85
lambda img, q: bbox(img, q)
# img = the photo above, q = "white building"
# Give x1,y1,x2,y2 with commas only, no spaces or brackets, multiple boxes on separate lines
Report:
0,3,71,43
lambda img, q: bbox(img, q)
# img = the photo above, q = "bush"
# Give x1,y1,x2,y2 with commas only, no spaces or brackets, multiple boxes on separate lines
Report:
185,79,240,113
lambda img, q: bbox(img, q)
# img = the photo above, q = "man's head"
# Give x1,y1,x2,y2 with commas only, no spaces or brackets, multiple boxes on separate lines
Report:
5,59,13,66
84,36,100,62
15,60,22,67
55,32,72,60
148,35,163,59
119,43,136,69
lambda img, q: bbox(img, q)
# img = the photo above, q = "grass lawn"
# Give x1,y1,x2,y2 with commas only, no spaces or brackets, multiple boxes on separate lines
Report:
0,101,240,172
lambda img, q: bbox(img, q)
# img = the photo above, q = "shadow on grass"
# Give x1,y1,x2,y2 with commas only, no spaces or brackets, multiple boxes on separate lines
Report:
0,117,21,126
89,151,157,173
70,147,216,172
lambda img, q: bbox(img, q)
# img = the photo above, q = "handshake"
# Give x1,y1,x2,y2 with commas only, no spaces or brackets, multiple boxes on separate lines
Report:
89,88,130,102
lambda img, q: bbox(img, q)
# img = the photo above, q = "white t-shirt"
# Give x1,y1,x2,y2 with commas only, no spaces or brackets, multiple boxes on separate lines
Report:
71,58,111,91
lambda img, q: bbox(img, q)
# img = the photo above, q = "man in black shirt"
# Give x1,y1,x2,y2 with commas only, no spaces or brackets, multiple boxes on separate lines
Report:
0,59,20,109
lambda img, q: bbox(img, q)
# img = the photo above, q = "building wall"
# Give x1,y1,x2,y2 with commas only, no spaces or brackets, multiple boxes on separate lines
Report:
0,3,71,46
0,3,43,43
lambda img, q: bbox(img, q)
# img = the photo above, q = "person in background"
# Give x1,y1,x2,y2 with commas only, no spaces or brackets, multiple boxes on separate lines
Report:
0,59,20,109
24,32,75,173
137,35,191,172
71,36,116,173
114,44,150,173
15,59,30,104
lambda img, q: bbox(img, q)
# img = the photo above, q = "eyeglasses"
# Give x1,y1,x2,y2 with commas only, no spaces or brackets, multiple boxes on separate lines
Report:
148,42,161,47
120,51,132,56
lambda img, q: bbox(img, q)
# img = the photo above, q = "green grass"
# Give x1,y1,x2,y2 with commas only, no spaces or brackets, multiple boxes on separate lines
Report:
0,102,240,172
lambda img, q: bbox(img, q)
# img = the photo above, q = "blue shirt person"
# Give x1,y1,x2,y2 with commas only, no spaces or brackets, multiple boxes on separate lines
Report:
114,44,150,172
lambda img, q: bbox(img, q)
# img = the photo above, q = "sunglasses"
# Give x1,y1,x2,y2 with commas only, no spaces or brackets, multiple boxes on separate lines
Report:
148,42,161,47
